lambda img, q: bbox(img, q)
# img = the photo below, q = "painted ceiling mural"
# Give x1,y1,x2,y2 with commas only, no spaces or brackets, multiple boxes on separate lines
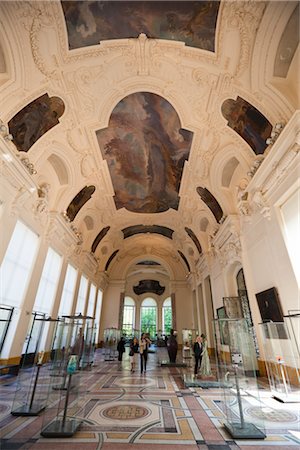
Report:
97,92,193,213
61,1,220,51
91,226,110,253
221,97,272,155
66,185,95,221
196,187,224,223
8,94,65,153
185,227,202,255
122,225,174,240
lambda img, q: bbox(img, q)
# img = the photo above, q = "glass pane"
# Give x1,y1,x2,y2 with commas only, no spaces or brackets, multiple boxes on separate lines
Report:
58,265,78,317
0,221,39,307
141,306,157,339
75,275,88,314
33,248,62,314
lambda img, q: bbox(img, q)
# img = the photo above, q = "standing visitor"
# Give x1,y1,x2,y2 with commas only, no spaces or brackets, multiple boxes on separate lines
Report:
200,334,212,377
117,336,125,361
139,333,151,374
193,335,203,376
129,337,139,372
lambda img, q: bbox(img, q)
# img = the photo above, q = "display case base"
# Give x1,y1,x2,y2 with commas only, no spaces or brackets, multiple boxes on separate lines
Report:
224,421,266,439
273,394,300,403
11,403,46,416
160,360,187,367
41,418,81,437
183,374,230,388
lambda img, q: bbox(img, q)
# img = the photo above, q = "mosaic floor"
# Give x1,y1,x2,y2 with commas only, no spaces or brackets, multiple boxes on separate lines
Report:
0,348,299,449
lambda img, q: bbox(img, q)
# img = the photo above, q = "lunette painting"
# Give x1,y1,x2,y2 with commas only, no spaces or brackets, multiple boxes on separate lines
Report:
221,96,272,155
61,1,220,51
97,92,193,213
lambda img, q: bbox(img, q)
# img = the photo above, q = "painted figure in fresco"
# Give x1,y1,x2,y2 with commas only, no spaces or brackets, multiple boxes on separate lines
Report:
167,329,178,363
9,95,65,152
221,97,272,155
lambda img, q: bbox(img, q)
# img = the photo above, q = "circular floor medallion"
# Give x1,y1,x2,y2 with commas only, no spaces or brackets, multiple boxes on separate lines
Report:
102,404,150,420
246,406,298,423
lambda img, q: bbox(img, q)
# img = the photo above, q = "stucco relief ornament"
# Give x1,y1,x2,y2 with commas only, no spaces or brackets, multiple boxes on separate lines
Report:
247,154,264,178
226,0,266,77
29,8,61,81
34,182,50,215
237,179,251,218
252,190,271,219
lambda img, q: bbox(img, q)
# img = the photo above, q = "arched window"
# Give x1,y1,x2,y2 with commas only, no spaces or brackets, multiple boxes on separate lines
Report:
122,297,135,338
162,297,172,335
140,297,157,339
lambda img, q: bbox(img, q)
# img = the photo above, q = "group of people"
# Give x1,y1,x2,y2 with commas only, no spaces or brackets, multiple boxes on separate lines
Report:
193,334,211,377
117,332,211,377
117,333,151,373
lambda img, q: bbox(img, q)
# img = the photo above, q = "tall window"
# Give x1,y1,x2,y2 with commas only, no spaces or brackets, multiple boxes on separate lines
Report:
0,220,39,307
122,297,135,338
58,264,78,317
94,289,103,343
86,283,96,317
280,187,300,285
162,297,172,335
33,247,62,315
75,274,88,314
29,247,62,352
141,297,157,339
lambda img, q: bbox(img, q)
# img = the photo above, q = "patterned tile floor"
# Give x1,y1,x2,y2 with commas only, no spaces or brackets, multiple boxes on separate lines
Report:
0,348,299,449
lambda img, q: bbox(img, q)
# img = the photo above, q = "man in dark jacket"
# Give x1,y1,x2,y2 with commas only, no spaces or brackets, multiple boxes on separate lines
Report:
193,335,203,375
117,337,125,361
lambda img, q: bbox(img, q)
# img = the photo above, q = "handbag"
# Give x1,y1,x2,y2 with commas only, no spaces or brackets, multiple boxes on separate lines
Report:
129,349,134,356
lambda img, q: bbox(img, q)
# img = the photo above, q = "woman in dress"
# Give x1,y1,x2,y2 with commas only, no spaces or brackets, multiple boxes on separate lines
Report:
200,334,212,377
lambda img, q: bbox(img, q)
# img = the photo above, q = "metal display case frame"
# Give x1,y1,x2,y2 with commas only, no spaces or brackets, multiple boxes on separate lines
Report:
214,318,266,439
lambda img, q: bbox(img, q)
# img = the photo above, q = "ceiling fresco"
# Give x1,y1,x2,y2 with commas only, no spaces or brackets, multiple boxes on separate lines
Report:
91,226,110,253
8,94,65,153
133,279,165,296
105,249,119,271
122,225,174,240
66,185,95,221
196,187,223,223
61,1,220,51
221,97,272,155
185,227,202,255
97,92,193,213
178,250,191,272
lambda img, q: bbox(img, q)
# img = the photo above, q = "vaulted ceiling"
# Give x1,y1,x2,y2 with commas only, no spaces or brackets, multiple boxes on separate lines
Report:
0,1,299,281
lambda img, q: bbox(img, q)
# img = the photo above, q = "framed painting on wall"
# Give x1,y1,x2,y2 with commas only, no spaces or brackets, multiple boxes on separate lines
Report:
255,287,287,339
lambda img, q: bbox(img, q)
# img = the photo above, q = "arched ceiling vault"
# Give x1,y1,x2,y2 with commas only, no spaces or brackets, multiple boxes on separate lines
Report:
0,1,298,279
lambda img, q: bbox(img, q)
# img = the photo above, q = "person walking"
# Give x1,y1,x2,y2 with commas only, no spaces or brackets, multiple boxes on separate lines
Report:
193,335,203,376
129,337,139,372
139,333,151,374
117,336,125,361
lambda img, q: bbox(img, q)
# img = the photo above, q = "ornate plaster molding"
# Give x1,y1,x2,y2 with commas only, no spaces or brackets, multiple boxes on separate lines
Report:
226,1,266,77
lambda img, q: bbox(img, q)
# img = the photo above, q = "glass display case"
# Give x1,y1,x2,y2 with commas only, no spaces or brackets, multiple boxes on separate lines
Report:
103,328,121,361
214,318,265,439
182,329,198,365
11,318,60,416
259,320,300,402
41,314,91,437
